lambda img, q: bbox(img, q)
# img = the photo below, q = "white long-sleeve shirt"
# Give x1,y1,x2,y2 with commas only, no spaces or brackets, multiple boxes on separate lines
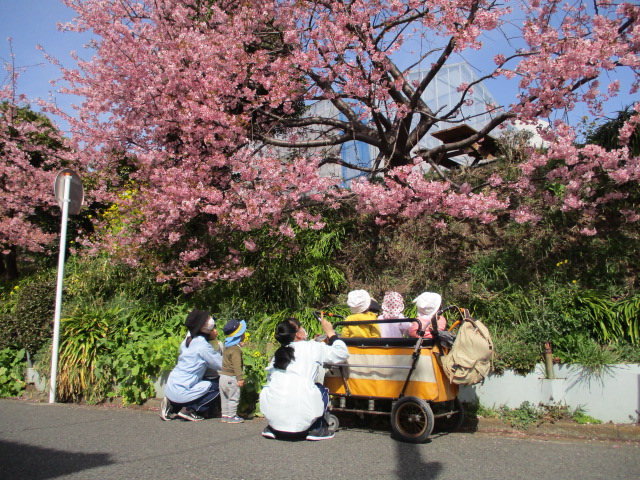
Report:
259,339,349,433
164,335,222,403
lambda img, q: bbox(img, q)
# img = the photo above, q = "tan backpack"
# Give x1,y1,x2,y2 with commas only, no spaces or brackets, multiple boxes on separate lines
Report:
441,308,494,385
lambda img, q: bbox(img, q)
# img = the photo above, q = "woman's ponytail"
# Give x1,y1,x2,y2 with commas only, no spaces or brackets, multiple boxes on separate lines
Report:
273,319,298,370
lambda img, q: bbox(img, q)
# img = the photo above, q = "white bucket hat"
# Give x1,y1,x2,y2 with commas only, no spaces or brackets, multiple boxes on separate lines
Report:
412,292,442,318
347,289,372,314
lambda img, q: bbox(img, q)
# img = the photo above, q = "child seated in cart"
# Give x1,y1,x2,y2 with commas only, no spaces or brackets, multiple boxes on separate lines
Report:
408,292,447,338
378,291,412,338
342,290,381,338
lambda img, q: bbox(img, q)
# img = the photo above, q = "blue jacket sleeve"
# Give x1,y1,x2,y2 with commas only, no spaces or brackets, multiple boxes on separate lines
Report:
202,342,222,371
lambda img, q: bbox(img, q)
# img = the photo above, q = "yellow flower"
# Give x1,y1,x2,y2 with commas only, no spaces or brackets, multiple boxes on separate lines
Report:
564,259,569,264
572,280,577,284
253,351,261,358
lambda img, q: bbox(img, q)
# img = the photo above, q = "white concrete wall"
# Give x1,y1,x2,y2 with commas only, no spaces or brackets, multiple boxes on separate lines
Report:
459,363,640,424
29,362,640,423
153,371,169,398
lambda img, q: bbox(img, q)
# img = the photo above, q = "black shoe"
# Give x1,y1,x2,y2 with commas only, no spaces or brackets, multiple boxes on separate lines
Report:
177,408,204,422
305,426,335,441
261,426,277,439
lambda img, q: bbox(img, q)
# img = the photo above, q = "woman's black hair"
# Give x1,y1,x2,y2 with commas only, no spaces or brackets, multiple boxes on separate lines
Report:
287,317,301,328
273,318,298,370
185,331,208,348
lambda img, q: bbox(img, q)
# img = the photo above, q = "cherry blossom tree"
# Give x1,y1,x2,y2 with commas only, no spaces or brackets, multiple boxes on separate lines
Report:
0,86,72,278
54,0,639,287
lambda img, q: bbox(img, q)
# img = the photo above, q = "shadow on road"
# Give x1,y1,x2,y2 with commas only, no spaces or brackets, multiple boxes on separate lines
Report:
394,439,443,479
0,440,114,479
335,413,446,478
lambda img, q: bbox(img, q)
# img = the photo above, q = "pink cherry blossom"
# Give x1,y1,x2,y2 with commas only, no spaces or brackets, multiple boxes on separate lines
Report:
20,0,637,286
0,85,80,263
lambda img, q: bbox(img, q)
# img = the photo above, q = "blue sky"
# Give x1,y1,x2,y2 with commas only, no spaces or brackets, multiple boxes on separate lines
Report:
0,0,92,133
1,1,635,136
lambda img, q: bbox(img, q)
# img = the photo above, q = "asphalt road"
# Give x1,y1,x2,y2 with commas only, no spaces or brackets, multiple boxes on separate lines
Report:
0,399,638,480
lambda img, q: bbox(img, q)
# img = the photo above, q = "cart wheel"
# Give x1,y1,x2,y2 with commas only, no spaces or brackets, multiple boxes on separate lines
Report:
327,414,340,432
390,396,434,443
435,398,465,432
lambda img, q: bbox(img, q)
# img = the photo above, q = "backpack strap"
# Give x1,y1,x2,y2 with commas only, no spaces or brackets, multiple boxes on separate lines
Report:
461,308,489,339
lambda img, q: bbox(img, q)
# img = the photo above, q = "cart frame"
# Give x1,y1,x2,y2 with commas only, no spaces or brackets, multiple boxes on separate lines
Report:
319,306,467,443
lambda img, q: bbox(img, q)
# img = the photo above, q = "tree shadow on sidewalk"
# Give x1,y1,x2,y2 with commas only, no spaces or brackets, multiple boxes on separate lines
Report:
0,440,114,479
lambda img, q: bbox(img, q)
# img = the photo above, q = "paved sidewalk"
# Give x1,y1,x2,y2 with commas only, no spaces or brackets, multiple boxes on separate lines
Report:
23,390,640,443
1,399,638,480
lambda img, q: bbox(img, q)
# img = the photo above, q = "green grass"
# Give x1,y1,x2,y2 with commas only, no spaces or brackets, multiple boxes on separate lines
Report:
463,401,603,428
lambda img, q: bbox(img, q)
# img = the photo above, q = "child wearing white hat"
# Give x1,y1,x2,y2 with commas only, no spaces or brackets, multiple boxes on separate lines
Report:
342,290,381,338
408,292,447,338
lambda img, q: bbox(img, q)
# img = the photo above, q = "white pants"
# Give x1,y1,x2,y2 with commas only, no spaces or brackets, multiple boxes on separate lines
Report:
220,374,241,417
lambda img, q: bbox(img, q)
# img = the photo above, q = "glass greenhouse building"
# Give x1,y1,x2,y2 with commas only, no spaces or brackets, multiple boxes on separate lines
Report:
312,62,503,186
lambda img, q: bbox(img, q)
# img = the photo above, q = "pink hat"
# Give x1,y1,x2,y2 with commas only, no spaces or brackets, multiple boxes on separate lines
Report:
381,291,404,319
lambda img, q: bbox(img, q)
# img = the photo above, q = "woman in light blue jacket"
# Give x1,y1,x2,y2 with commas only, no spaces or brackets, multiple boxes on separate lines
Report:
160,309,222,422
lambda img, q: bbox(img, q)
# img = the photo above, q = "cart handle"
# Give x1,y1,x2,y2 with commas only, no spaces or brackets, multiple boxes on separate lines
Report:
331,318,430,337
313,310,345,320
325,362,412,370
330,318,419,326
442,305,473,332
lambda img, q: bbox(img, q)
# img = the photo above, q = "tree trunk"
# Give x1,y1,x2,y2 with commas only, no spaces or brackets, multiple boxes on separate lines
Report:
2,246,19,280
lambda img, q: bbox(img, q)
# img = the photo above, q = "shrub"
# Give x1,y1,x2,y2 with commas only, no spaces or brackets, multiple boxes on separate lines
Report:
574,290,640,345
107,326,182,405
0,314,15,350
492,327,542,375
13,277,56,353
464,401,603,426
191,221,347,316
56,300,117,402
0,277,56,353
0,347,26,397
107,306,186,405
607,341,640,363
554,333,621,373
497,401,542,429
54,296,189,404
572,408,602,425
238,343,272,416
